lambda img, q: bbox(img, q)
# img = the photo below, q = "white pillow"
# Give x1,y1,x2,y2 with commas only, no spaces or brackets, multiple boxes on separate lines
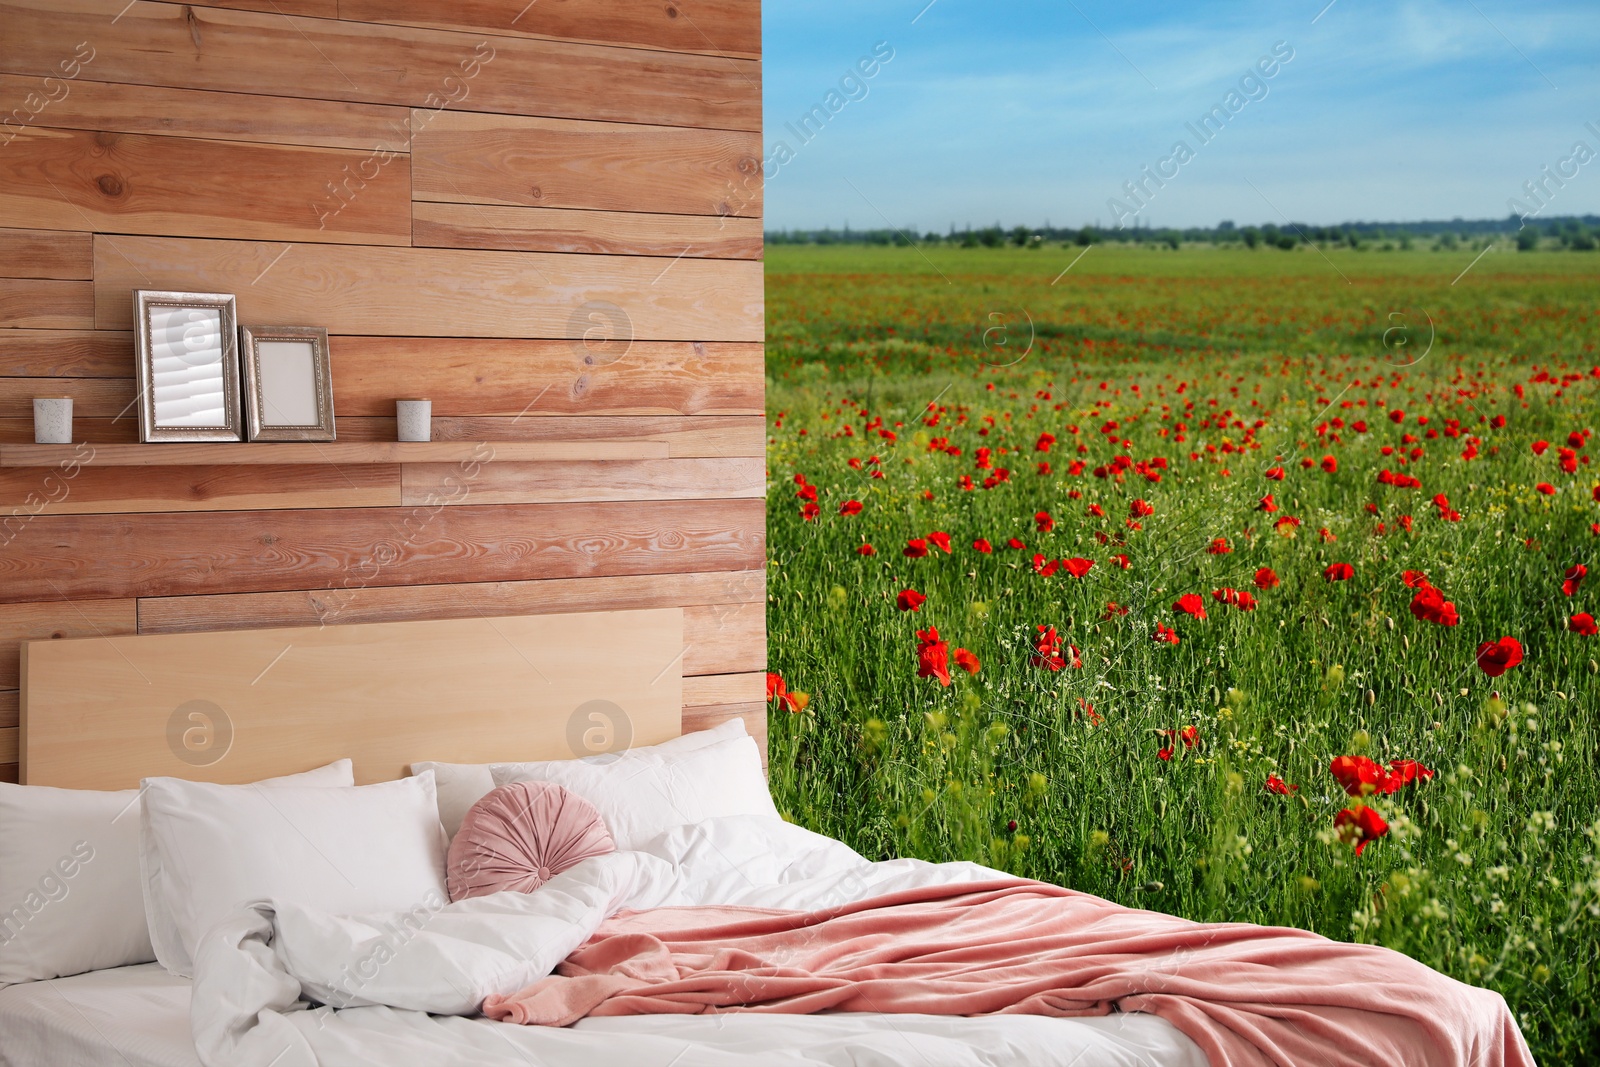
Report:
0,759,352,988
491,728,778,850
414,717,749,839
140,772,446,977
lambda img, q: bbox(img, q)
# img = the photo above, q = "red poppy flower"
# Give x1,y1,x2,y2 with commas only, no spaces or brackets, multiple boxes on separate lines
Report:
1275,515,1301,536
1158,746,1174,761
1402,570,1431,589
1006,537,1027,551
1532,440,1550,455
1212,587,1239,604
1130,499,1154,518
915,627,951,686
1385,760,1434,789
1173,594,1207,620
1233,591,1258,610
1409,586,1460,627
796,483,818,503
1102,601,1129,619
1334,806,1389,855
1257,494,1278,512
896,588,927,612
856,543,876,556
1536,482,1556,495
800,503,820,521
1475,637,1524,677
1109,553,1131,569
903,539,928,558
1264,774,1299,796
953,648,981,674
1153,622,1180,645
838,499,863,516
1253,567,1280,590
927,531,952,553
1562,564,1587,597
1571,612,1598,636
1030,625,1080,670
1032,554,1060,577
1181,726,1199,748
1207,537,1232,555
1035,510,1055,533
1087,503,1106,518
1323,562,1354,582
972,538,994,553
1330,755,1387,796
766,671,801,712
1063,557,1094,579
1321,455,1338,474
1264,466,1285,481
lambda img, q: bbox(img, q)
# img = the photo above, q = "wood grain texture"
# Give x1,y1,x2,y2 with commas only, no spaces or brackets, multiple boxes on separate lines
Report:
0,726,14,763
0,74,409,151
401,457,762,506
0,690,15,729
0,599,138,689
0,763,16,783
1,126,412,245
0,377,132,418
412,111,761,217
0,1,761,131
0,463,401,514
0,330,132,376
0,278,94,329
22,609,683,788
330,337,764,416
683,671,763,707
0,417,136,444
0,498,765,603
411,202,763,260
327,416,766,457
683,601,765,675
177,0,339,18
0,228,93,279
681,702,767,764
136,569,765,638
0,441,667,466
336,0,761,58
94,236,765,341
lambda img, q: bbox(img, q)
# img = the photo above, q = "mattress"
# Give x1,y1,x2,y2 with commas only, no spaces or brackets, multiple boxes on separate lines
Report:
0,964,1207,1067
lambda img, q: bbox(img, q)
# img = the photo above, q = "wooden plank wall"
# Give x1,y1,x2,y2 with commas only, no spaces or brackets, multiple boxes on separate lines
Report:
0,0,766,782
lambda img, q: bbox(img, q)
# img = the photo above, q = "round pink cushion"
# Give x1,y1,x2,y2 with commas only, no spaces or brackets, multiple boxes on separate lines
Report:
446,781,615,901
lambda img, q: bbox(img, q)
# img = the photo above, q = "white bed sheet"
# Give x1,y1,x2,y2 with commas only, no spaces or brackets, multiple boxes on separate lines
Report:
0,963,1203,1067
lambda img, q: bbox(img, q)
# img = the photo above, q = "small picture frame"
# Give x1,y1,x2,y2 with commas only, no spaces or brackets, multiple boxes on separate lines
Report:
238,325,336,442
133,290,241,443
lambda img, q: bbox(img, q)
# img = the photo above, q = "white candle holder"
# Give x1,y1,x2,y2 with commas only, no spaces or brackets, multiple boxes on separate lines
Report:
33,397,73,444
395,399,432,442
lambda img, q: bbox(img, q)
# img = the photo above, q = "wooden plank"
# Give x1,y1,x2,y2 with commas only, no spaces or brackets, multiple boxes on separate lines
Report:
0,464,401,514
330,338,764,417
0,73,410,151
683,671,763,708
0,690,16,729
1,126,411,245
681,702,766,766
412,111,761,217
329,416,766,458
180,0,338,18
0,330,132,377
0,763,15,783
137,569,766,634
0,378,133,418
2,498,765,603
22,609,682,788
94,237,764,341
402,457,762,505
0,228,93,279
0,726,14,764
0,417,135,444
0,279,94,329
0,1,760,132
684,601,764,675
0,440,668,466
0,599,138,689
337,0,761,59
412,202,763,260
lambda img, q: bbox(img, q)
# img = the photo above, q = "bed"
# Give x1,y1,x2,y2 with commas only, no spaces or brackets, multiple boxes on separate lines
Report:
0,610,1528,1067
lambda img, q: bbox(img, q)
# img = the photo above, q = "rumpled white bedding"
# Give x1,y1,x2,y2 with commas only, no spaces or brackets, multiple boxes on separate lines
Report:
189,815,1207,1067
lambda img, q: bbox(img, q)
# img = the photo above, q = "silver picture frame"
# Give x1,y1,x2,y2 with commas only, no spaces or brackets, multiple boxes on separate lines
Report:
132,290,241,443
238,325,336,442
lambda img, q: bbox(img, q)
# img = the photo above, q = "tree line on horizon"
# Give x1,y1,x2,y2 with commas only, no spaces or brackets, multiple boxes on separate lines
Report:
766,215,1600,252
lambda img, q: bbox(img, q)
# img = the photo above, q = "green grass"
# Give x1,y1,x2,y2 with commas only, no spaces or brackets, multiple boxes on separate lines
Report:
764,243,1600,1062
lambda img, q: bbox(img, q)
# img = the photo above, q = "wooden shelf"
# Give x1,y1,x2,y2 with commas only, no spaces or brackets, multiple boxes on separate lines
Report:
0,441,669,467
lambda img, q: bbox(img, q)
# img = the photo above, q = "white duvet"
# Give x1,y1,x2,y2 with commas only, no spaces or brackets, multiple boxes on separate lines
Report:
190,816,1206,1067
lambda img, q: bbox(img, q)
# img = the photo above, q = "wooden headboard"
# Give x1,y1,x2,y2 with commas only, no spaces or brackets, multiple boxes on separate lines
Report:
19,609,683,789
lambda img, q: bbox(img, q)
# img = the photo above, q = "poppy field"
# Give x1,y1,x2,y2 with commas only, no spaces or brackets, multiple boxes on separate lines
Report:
763,243,1600,1061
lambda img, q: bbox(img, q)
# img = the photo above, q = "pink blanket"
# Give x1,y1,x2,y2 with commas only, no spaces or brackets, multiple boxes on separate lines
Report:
482,878,1534,1067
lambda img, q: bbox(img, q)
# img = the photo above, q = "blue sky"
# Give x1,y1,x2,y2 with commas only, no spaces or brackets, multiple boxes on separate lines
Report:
761,1,1600,231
